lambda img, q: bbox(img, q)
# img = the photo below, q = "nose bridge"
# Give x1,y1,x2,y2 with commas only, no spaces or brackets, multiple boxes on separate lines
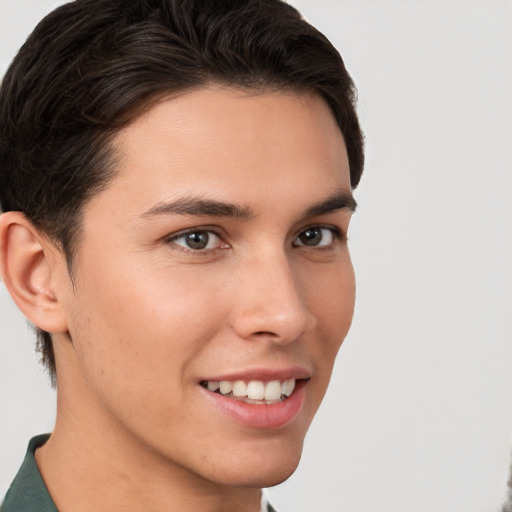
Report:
230,247,316,343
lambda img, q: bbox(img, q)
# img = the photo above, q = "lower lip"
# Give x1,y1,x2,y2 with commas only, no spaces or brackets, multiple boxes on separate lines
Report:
201,380,307,429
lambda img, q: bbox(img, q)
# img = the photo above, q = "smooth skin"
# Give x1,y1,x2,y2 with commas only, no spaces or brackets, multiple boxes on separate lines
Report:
0,86,356,512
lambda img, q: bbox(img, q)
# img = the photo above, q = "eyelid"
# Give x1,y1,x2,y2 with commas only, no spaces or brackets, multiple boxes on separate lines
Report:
163,224,223,240
163,226,228,253
292,225,346,247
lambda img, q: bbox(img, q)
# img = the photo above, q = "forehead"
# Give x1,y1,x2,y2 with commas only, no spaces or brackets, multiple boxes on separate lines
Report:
87,86,351,221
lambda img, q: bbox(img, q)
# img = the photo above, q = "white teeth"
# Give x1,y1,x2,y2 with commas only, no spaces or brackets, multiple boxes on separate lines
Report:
207,378,297,401
247,380,265,400
232,380,247,397
282,379,295,397
264,380,282,401
207,381,220,392
219,381,233,395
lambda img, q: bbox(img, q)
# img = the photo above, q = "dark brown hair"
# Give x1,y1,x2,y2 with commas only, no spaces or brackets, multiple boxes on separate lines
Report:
0,0,364,381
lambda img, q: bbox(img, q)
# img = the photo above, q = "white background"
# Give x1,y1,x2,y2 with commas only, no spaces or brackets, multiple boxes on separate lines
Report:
1,1,511,511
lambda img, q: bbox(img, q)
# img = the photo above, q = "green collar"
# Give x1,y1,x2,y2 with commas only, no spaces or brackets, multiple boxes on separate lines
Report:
1,434,58,512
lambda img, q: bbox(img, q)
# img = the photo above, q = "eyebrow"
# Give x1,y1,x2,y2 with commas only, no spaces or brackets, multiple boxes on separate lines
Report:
141,196,253,220
140,189,356,221
303,190,357,217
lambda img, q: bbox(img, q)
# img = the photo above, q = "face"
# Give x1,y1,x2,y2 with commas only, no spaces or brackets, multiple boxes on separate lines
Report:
56,86,355,488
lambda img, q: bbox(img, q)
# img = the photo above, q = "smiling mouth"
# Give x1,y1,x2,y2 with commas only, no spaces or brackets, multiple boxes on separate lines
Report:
200,379,303,405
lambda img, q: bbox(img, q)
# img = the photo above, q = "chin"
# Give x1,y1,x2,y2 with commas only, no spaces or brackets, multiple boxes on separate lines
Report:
207,443,304,489
255,459,301,488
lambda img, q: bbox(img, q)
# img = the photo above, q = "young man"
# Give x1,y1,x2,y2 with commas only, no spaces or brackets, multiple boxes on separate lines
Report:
0,0,364,510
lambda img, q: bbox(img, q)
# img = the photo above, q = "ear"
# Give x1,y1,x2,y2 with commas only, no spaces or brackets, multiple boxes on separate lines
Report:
0,211,69,334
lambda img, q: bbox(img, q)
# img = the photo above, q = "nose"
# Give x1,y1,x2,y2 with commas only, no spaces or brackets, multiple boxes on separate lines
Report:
228,251,316,344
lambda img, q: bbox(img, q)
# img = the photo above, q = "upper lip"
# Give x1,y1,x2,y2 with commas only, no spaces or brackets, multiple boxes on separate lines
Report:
200,366,311,382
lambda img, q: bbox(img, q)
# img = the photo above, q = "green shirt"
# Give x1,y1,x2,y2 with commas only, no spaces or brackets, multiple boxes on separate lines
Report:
1,434,57,512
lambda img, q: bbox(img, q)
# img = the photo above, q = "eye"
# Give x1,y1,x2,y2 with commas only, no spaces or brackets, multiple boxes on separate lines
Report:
167,230,225,251
293,226,338,247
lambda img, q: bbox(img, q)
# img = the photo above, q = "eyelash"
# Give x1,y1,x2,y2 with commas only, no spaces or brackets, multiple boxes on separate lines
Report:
164,228,226,255
292,226,345,248
164,225,345,255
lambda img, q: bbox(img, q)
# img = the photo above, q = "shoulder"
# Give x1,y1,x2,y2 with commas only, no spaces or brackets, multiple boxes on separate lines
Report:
1,435,58,512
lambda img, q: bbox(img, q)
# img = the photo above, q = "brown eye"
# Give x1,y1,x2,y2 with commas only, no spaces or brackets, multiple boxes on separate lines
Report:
294,227,336,247
168,230,223,251
185,232,210,249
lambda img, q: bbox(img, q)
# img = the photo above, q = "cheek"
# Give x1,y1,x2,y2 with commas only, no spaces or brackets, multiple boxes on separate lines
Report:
303,255,355,388
306,251,355,331
66,260,225,401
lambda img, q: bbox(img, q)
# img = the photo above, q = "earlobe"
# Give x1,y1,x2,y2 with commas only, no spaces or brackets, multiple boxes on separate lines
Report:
0,211,69,334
